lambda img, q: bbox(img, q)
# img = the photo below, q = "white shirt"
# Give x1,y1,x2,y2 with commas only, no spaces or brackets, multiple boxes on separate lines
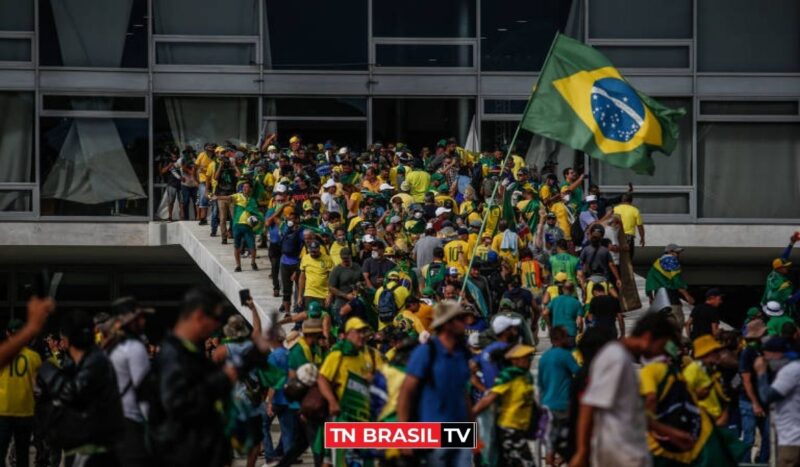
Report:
321,192,340,213
771,360,800,446
582,342,651,467
604,225,620,265
109,338,151,422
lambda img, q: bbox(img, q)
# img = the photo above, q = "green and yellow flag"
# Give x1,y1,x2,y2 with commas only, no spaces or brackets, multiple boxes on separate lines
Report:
521,34,685,175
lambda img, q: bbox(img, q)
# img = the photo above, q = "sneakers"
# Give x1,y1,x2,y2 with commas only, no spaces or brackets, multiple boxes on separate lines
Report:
210,232,218,237
221,238,227,245
273,289,281,297
251,263,258,271
234,266,242,272
199,219,208,226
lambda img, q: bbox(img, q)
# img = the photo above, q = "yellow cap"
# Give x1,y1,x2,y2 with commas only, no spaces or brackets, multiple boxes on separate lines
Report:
554,272,568,282
345,317,370,333
214,146,226,153
385,247,395,256
773,258,792,270
289,136,301,144
303,200,313,211
693,335,722,358
505,344,536,360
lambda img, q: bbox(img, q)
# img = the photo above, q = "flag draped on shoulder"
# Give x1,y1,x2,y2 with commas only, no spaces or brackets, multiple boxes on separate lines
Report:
520,34,685,175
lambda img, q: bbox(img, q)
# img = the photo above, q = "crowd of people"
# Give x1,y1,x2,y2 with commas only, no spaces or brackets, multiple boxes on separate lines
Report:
2,133,799,467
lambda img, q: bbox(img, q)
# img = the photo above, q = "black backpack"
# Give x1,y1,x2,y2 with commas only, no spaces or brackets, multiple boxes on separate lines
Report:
570,218,585,246
654,366,702,453
377,283,401,323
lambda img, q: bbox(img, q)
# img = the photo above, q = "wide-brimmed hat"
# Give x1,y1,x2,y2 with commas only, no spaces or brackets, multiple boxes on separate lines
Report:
505,344,536,360
763,300,784,317
693,335,722,358
302,318,323,334
430,300,470,329
223,315,250,339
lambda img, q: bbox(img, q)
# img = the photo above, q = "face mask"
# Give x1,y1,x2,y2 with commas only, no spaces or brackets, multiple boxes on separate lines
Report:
371,251,379,259
287,221,294,227
414,212,423,219
665,340,679,359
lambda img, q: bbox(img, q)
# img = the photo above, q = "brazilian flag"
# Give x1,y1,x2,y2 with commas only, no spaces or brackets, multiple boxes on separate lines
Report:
521,34,685,175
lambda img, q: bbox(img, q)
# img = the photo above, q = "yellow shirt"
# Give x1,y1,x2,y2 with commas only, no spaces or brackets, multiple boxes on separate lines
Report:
405,170,431,203
435,195,459,214
613,203,643,236
373,281,411,330
467,211,482,226
466,233,478,258
417,303,435,330
195,151,212,183
300,253,335,299
490,375,536,430
485,206,501,235
349,192,363,216
518,259,545,294
330,242,349,266
393,309,426,335
393,193,414,210
443,239,469,276
550,202,571,240
206,159,219,192
320,347,384,400
230,193,252,224
0,347,42,416
474,244,491,261
491,233,521,269
362,178,381,193
682,361,722,419
539,184,553,202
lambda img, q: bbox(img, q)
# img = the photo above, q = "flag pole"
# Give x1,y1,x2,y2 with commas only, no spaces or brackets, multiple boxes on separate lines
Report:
458,33,562,306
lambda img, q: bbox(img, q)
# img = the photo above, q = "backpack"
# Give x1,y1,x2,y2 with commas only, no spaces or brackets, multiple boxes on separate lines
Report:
570,218,585,246
377,283,401,323
425,262,448,292
133,361,179,459
654,366,702,453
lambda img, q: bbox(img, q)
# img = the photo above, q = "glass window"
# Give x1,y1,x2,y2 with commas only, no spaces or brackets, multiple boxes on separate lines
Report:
698,123,800,219
375,44,473,68
0,39,31,62
39,117,148,216
264,98,367,118
373,98,475,152
55,272,111,302
0,190,32,212
594,46,689,69
264,0,367,70
0,0,34,31
481,0,574,71
484,99,527,115
39,0,147,68
264,120,366,153
154,96,258,151
156,42,256,66
0,92,34,184
700,101,799,116
603,192,689,215
592,98,692,186
373,0,475,38
589,0,692,39
698,0,800,72
153,0,258,35
43,95,146,112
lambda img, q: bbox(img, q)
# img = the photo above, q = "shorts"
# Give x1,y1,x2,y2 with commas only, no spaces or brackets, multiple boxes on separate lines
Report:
165,185,179,204
233,224,256,250
197,183,209,208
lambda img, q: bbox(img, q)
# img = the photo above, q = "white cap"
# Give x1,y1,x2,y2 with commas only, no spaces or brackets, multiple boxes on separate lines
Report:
468,333,481,348
338,147,349,155
585,194,598,203
390,215,402,224
492,315,522,335
435,207,451,217
323,179,336,189
273,184,287,193
425,222,434,230
763,300,784,317
448,267,459,276
379,183,394,191
362,234,375,243
267,145,277,151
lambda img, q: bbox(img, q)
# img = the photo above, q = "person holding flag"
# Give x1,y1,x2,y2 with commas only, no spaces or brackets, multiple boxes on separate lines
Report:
216,181,263,272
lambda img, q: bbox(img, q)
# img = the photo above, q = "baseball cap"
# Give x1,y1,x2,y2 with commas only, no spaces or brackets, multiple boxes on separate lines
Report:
362,234,375,243
448,267,459,277
323,179,336,189
435,207,451,217
390,215,402,224
308,241,321,251
505,344,536,360
492,315,522,335
585,194,598,203
289,136,301,144
664,243,684,254
302,319,323,334
345,317,370,333
338,147,348,155
379,183,394,191
457,227,469,236
273,184,287,194
773,258,792,270
545,212,556,219
554,272,568,283
705,288,723,298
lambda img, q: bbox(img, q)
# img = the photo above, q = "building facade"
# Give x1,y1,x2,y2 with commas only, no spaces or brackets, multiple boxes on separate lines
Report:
0,0,798,319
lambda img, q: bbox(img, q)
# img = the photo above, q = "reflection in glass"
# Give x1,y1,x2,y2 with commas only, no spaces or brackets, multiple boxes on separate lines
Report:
0,0,34,31
39,0,147,68
0,39,31,62
0,191,31,212
589,0,692,39
264,98,367,118
40,117,148,216
373,0,475,38
375,44,473,68
156,43,256,66
373,99,475,152
0,93,34,187
153,96,258,152
153,0,257,35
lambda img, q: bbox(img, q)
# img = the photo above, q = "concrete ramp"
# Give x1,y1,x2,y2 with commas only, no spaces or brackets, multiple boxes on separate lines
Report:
152,221,282,326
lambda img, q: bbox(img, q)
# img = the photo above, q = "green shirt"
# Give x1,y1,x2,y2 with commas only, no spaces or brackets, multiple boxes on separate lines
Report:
767,315,795,336
550,253,579,285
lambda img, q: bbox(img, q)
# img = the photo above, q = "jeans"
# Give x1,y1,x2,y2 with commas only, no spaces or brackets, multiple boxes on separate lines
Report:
0,416,32,467
425,448,473,467
740,399,770,463
210,199,220,235
263,405,297,460
180,185,198,220
268,243,282,292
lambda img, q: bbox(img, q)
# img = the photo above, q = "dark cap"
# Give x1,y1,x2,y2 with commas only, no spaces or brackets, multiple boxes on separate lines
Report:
308,241,321,250
763,337,793,353
457,227,469,235
705,288,723,298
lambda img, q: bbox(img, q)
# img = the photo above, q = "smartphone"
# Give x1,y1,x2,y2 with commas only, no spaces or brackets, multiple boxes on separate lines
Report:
239,289,252,307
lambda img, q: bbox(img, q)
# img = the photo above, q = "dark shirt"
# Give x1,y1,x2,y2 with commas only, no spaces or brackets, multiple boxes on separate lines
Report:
589,295,621,337
329,263,363,305
739,345,762,403
503,287,534,312
362,257,395,287
579,244,612,277
689,303,720,340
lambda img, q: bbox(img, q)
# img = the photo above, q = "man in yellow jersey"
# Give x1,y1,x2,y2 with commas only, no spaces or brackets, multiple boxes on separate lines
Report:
374,272,411,330
216,180,260,271
405,159,431,203
443,228,470,277
194,142,215,225
518,247,547,300
613,192,645,259
0,319,42,467
298,241,335,309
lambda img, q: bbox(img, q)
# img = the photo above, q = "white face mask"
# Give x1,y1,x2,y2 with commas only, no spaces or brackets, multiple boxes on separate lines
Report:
287,221,294,227
371,251,380,259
